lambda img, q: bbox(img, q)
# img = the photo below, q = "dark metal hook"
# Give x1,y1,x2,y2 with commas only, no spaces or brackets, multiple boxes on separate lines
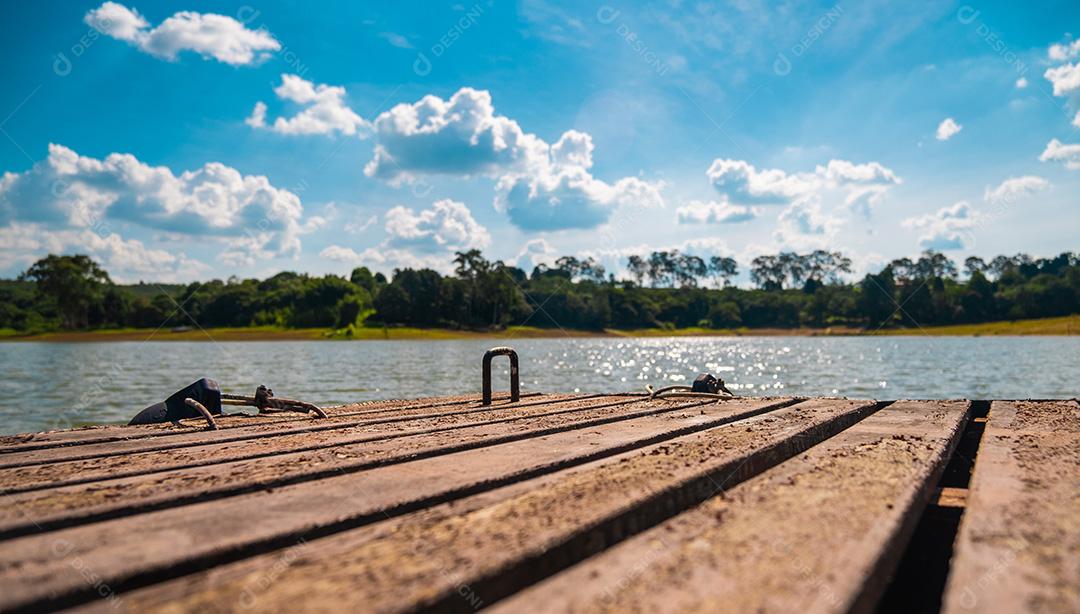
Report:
482,346,520,405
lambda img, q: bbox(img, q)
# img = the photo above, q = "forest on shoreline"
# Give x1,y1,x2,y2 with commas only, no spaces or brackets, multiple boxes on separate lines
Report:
1,249,1078,336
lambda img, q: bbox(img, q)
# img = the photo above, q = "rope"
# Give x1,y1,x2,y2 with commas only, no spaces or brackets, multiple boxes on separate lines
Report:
184,398,219,430
277,398,329,419
646,384,693,399
644,383,735,401
220,392,328,418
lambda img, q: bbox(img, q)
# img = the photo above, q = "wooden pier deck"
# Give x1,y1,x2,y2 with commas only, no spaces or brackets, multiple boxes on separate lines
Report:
0,392,1076,613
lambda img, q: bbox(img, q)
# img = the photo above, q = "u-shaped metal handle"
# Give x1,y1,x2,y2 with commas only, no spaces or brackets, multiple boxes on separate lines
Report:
482,347,520,405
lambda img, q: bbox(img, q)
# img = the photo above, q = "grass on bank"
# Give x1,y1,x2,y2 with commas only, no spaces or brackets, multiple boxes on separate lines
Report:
2,314,1077,342
863,314,1080,336
7,324,594,342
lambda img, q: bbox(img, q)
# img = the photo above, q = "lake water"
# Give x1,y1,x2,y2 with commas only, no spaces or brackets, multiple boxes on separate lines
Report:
0,336,1076,435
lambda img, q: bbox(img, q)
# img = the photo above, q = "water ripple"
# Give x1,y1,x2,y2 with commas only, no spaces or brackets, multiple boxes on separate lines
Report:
0,336,1077,434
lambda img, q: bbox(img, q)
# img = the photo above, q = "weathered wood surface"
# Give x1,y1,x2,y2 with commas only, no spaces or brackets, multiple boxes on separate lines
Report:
0,393,542,454
0,393,1073,614
0,395,785,538
0,393,558,467
941,400,1080,614
492,400,970,614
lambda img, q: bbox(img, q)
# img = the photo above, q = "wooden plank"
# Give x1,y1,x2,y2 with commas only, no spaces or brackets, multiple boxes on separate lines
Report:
0,393,544,454
489,400,970,614
0,396,800,611
0,393,582,468
0,395,781,537
71,458,585,614
68,398,880,614
941,400,1080,614
0,394,631,495
0,395,472,450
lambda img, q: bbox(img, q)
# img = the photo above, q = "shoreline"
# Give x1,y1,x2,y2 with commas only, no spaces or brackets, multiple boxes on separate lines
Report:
1,315,1076,342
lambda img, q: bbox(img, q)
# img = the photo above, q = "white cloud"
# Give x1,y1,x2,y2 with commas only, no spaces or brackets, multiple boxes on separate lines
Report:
935,117,962,141
319,199,490,273
85,1,148,41
844,186,890,217
778,198,831,235
983,176,1050,204
379,32,413,49
1045,63,1080,97
816,159,900,186
364,88,548,182
1044,38,1080,129
0,144,312,262
770,196,843,251
495,166,664,231
245,101,267,128
384,199,490,252
247,74,370,137
1044,38,1080,102
677,237,734,258
515,238,557,270
1039,138,1080,170
364,88,664,230
318,244,449,273
0,223,208,283
705,158,901,213
319,245,369,263
706,159,817,204
1015,77,1028,89
675,200,759,224
344,213,378,234
85,2,279,66
493,130,665,231
1049,39,1080,61
902,202,977,251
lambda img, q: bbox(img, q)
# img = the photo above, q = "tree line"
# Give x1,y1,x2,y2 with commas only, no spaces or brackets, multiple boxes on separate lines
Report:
1,249,1078,334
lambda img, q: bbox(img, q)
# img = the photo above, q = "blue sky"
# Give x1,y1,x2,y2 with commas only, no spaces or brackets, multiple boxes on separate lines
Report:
0,0,1078,282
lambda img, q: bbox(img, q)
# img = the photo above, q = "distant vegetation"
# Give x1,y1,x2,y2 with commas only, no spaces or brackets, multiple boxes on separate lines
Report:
1,249,1078,335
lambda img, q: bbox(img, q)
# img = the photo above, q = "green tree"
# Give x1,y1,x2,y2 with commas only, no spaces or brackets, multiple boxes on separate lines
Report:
674,254,707,288
750,255,785,290
915,250,957,279
803,250,852,285
392,269,442,325
5,248,1079,335
707,256,738,288
350,266,379,295
647,251,676,287
98,286,132,327
859,267,897,327
964,256,988,278
959,270,994,321
626,255,647,286
336,294,367,328
373,284,411,323
21,254,111,329
707,301,742,328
